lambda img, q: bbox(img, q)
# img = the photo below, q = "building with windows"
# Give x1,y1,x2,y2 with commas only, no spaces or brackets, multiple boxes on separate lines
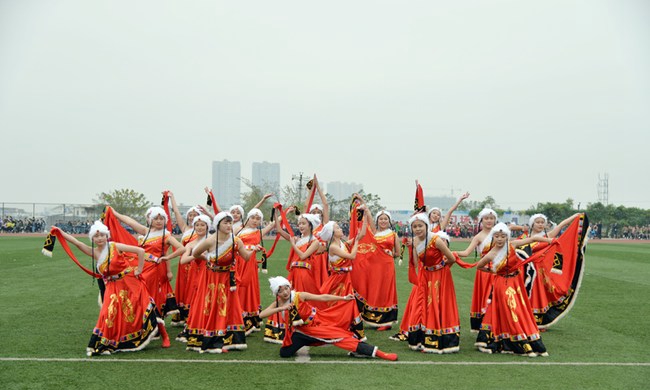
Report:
252,161,280,195
211,160,241,207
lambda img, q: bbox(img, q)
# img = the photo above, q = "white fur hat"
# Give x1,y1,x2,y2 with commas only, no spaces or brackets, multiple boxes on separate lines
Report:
185,206,203,219
376,210,392,223
229,205,245,218
409,213,430,230
213,211,233,229
309,204,323,213
317,221,336,242
428,207,442,216
88,220,110,241
269,276,291,296
478,208,498,222
300,213,321,230
435,230,451,243
491,222,511,237
247,208,263,219
192,214,212,230
529,213,547,228
145,206,168,224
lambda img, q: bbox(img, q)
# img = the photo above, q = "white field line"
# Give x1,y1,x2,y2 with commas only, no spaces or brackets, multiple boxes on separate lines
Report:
1,357,649,366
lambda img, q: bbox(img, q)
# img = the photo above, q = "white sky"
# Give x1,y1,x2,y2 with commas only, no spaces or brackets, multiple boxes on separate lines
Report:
1,0,649,211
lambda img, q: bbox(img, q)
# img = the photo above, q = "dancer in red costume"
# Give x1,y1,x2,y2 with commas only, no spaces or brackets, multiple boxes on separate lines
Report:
455,208,498,347
348,196,399,332
306,176,330,288
236,207,275,334
274,212,323,295
112,206,185,317
47,221,171,355
473,223,552,356
317,216,368,340
398,213,460,353
183,211,261,353
168,191,211,326
259,276,398,361
519,213,585,328
173,214,212,342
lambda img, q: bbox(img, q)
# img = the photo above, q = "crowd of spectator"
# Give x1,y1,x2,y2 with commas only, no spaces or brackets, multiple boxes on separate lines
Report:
0,216,47,233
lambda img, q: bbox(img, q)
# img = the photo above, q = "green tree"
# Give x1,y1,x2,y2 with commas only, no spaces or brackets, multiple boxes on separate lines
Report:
468,195,504,219
240,178,276,220
526,198,575,224
94,189,151,220
329,190,385,222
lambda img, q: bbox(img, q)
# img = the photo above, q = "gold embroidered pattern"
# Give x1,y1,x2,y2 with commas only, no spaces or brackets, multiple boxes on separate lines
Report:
204,283,216,316
434,280,440,304
357,243,377,255
505,287,519,323
217,283,227,317
106,293,118,328
119,290,136,323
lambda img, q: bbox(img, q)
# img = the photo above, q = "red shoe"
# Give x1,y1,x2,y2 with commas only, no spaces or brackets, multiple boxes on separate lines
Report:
376,326,392,331
158,322,171,348
375,349,398,361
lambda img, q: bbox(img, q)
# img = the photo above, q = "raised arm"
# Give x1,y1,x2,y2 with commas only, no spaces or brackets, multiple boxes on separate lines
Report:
253,193,274,210
511,235,553,248
168,191,187,232
56,228,93,256
204,187,221,214
260,220,275,237
314,175,329,224
111,208,147,235
547,213,581,238
440,192,469,231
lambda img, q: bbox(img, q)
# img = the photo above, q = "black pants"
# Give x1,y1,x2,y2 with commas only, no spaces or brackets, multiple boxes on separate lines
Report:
279,332,375,358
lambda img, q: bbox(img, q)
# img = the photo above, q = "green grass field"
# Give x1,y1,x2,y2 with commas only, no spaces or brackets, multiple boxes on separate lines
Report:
1,236,649,389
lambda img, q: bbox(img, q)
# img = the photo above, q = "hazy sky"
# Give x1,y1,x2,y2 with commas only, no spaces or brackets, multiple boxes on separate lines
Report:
1,0,649,212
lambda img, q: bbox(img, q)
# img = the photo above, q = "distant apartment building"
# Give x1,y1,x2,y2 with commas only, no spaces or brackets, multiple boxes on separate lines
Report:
212,160,241,207
325,181,363,201
252,161,280,195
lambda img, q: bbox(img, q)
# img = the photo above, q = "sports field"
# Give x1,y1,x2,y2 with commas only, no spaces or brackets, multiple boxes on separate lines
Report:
1,236,648,389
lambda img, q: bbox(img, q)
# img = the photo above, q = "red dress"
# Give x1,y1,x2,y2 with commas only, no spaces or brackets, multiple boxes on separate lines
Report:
404,235,460,353
354,229,398,327
185,237,247,353
87,243,159,356
173,230,199,324
319,242,365,340
138,230,179,317
235,227,263,334
479,245,547,355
